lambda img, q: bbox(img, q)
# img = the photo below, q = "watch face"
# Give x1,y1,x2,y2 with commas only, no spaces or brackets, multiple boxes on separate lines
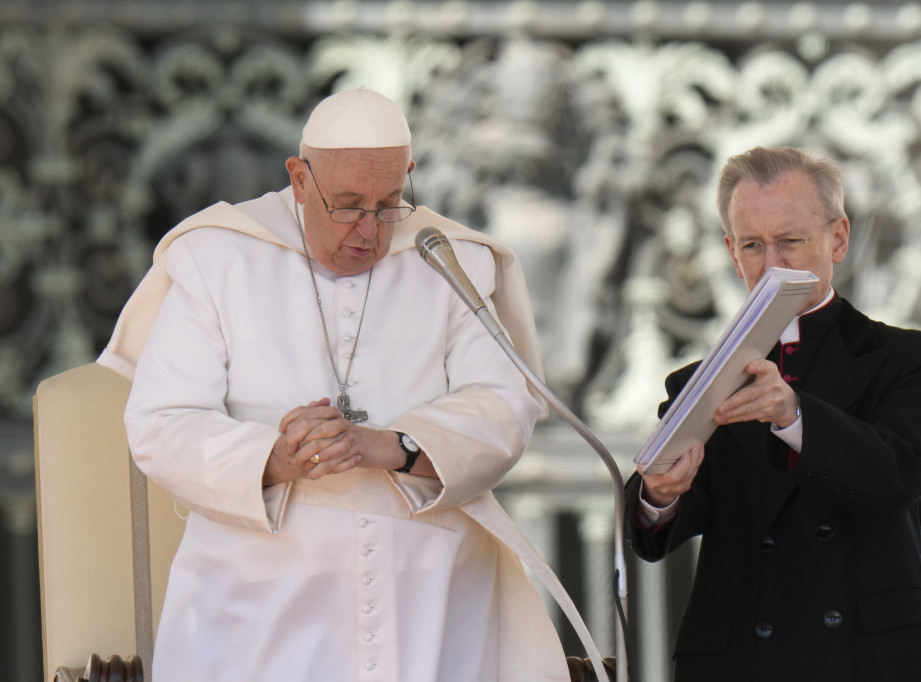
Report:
401,433,420,453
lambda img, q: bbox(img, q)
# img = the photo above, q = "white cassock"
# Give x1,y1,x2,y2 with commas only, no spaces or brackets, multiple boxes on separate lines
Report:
100,186,604,682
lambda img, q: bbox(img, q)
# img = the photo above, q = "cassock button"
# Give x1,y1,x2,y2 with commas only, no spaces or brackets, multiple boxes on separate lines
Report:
755,621,774,639
816,524,834,541
361,604,374,614
360,545,375,556
824,610,843,628
344,280,356,289
760,536,775,552
363,633,374,642
364,661,376,671
342,307,355,317
782,374,793,382
784,345,797,355
357,518,370,528
361,576,373,586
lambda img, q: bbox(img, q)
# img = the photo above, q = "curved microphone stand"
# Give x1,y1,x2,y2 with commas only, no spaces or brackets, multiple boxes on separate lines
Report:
416,227,629,682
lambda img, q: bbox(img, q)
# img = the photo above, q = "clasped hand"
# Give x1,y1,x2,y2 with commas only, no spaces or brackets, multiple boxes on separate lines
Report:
262,398,402,487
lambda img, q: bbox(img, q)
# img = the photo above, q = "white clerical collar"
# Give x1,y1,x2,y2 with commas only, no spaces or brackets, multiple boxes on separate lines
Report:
780,288,835,344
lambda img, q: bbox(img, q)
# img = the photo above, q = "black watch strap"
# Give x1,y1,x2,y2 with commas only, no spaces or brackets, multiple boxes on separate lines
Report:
394,432,420,473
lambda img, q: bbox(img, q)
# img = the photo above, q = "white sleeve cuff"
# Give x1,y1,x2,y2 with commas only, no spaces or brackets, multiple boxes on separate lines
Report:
637,481,680,526
771,411,803,453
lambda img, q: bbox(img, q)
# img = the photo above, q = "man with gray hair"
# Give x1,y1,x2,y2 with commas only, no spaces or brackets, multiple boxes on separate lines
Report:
99,88,597,681
627,146,921,681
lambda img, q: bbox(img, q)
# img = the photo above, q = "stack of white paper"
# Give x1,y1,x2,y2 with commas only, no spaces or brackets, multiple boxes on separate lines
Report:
634,266,819,475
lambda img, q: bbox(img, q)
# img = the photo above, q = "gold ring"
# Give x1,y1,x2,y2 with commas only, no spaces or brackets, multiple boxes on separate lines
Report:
309,454,320,465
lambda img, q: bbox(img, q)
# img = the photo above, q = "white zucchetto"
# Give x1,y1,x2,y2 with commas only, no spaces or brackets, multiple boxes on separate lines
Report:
299,87,411,154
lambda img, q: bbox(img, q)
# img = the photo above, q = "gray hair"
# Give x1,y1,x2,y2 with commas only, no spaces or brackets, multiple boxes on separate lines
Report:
717,146,846,236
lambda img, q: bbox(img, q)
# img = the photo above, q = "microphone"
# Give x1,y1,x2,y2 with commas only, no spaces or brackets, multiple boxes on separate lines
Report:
415,226,629,682
415,226,504,338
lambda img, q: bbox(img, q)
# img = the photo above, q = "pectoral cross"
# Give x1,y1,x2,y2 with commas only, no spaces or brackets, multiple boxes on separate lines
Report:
338,391,368,423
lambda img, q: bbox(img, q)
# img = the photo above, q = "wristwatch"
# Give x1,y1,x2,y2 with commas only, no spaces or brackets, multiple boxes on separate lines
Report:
394,432,421,473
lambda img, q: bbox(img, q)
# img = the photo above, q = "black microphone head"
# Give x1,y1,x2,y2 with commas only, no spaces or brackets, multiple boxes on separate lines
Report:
415,226,450,262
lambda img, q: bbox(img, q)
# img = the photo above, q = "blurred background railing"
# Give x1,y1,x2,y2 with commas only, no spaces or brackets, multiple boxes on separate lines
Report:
4,2,921,680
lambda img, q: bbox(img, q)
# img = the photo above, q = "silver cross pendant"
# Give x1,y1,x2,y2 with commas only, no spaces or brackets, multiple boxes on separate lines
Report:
337,392,368,423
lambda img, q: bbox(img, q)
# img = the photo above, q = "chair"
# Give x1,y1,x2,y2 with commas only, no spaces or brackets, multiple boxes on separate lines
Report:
33,363,185,682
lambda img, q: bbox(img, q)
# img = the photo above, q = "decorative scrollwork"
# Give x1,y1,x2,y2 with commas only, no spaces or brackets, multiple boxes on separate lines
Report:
0,15,919,439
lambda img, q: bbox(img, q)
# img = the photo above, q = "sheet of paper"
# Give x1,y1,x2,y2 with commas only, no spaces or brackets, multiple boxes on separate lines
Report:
634,267,819,474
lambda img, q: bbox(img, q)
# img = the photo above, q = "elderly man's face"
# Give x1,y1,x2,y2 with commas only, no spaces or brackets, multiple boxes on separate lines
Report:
724,170,850,313
287,147,413,276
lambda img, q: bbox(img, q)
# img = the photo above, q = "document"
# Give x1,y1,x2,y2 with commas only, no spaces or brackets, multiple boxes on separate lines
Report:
634,267,819,474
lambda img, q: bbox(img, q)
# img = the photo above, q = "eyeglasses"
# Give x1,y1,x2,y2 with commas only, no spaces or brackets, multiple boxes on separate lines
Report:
733,218,839,263
302,158,416,224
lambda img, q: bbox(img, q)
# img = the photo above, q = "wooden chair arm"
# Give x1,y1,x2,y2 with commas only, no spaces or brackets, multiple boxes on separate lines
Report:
54,653,144,682
566,655,618,681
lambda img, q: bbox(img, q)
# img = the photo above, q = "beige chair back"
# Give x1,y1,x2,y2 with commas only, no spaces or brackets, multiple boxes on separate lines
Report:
33,363,185,681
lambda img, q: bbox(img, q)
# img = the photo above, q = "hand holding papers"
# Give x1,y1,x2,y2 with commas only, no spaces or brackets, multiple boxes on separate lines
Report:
634,267,819,475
